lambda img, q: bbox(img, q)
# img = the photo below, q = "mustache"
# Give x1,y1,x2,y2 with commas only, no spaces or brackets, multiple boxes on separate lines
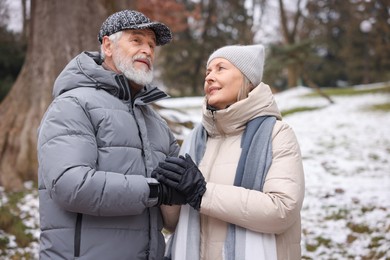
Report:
132,55,152,69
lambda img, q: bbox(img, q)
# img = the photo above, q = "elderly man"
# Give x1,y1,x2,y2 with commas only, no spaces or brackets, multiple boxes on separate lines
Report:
37,10,185,259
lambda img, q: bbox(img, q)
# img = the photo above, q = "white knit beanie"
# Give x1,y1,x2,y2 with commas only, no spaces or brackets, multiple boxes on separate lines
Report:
206,44,265,87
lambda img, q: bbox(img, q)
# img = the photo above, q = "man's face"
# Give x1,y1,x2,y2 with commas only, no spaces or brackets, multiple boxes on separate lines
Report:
109,29,157,86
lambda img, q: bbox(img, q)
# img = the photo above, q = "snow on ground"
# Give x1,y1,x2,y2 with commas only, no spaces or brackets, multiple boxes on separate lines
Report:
1,84,389,259
277,86,390,259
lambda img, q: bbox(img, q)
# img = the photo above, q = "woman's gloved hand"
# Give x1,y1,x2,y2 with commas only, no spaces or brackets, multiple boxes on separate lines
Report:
153,154,206,210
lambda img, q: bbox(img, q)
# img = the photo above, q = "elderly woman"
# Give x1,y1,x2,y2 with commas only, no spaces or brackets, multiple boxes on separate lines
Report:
154,44,305,260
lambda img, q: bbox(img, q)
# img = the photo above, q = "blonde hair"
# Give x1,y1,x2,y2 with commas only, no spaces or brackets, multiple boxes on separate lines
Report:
237,75,254,102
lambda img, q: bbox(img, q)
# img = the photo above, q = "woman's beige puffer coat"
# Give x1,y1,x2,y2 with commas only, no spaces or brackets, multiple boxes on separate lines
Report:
196,82,305,260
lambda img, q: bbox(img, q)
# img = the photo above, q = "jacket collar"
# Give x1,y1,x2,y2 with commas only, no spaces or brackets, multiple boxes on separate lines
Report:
53,52,168,104
202,82,282,137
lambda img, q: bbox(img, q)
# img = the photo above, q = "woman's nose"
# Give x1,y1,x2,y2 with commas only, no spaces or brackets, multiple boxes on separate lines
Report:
205,72,215,83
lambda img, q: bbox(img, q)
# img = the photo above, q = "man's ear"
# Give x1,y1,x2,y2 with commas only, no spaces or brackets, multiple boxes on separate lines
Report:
102,36,113,58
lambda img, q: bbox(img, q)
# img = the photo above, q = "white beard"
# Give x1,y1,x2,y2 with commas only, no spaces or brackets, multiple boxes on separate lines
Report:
113,52,154,86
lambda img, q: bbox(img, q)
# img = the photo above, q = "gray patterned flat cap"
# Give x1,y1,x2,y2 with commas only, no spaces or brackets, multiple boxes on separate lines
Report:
98,10,172,46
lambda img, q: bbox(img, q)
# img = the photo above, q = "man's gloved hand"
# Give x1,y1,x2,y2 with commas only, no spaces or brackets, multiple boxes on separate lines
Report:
149,174,187,207
154,154,206,210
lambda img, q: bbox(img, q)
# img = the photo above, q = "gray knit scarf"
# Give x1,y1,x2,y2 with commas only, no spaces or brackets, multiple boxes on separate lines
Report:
166,116,277,260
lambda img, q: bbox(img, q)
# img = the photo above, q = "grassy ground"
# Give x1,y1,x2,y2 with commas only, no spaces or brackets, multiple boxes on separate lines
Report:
281,82,390,117
0,183,38,259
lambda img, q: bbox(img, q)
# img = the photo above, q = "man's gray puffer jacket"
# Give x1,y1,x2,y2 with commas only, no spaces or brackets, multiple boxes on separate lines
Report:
37,51,180,260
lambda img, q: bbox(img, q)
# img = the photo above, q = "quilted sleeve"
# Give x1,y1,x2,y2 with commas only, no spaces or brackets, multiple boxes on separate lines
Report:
37,95,152,216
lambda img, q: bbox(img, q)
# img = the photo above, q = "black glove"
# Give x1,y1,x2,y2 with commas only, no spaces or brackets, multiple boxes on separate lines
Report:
154,154,206,210
149,175,187,207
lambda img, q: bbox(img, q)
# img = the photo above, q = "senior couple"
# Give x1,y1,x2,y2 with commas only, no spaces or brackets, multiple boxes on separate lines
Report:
37,9,304,260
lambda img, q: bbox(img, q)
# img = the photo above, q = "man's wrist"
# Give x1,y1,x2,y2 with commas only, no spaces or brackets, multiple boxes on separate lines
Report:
148,183,160,198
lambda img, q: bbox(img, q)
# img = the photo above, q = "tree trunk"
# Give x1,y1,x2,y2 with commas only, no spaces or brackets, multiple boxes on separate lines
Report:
21,0,28,41
278,0,304,88
287,64,299,88
0,0,131,191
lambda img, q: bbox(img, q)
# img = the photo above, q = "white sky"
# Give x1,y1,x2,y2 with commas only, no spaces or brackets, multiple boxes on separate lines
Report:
4,0,30,32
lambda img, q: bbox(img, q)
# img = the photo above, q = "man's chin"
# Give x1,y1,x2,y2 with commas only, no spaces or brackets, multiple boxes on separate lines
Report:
133,64,152,73
134,62,150,72
124,73,153,86
118,63,154,86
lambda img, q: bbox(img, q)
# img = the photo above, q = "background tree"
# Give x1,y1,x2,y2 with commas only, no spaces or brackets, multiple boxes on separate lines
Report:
340,0,390,85
0,0,139,191
0,28,26,101
299,0,389,87
21,0,29,42
136,0,188,33
259,0,389,89
0,0,26,102
0,0,197,192
0,0,8,27
0,0,9,27
277,0,304,88
251,0,325,90
158,0,254,96
254,0,307,89
300,0,348,87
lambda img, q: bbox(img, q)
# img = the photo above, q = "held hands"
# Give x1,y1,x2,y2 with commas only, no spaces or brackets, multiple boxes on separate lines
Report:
154,154,206,210
150,173,187,206
158,182,187,206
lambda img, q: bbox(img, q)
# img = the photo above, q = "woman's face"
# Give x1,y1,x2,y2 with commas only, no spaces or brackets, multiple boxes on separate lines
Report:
204,58,244,110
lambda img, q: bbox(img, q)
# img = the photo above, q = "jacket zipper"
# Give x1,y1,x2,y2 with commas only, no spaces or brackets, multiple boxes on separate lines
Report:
74,213,83,257
129,95,152,259
211,110,225,136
